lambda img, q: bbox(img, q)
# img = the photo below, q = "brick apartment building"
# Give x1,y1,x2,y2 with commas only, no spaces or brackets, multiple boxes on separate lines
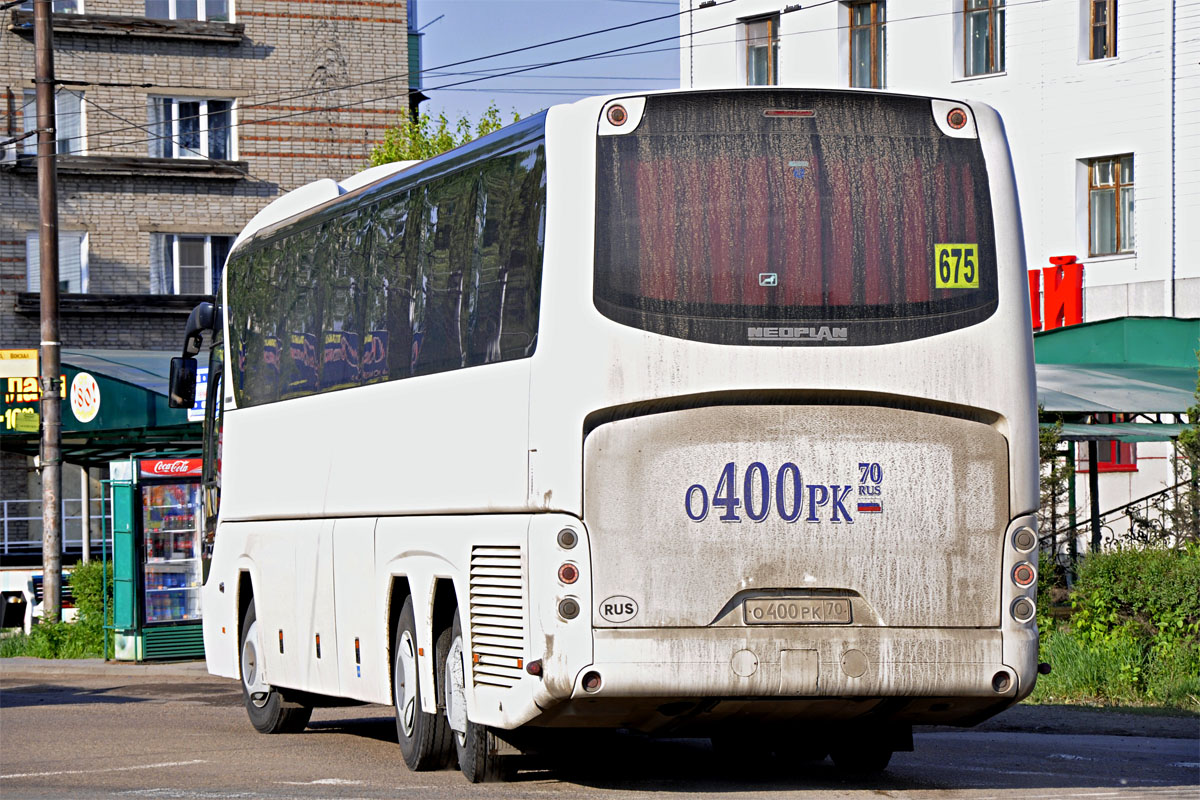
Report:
1,0,420,545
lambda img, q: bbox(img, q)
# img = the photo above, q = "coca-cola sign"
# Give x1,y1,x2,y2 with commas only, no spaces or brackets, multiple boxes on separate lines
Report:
140,458,202,478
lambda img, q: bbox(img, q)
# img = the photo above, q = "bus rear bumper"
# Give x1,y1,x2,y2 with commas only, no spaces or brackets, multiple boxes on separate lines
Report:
529,625,1032,729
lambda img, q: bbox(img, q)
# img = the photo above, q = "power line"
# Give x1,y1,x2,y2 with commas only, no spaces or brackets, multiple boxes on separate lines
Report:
46,4,745,150
32,0,733,128
30,0,1052,156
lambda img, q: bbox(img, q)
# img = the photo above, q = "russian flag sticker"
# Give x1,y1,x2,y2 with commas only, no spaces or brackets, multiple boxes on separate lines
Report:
857,502,882,513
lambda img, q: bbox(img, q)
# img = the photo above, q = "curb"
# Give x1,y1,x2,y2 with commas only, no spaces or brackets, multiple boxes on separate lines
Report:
0,656,211,680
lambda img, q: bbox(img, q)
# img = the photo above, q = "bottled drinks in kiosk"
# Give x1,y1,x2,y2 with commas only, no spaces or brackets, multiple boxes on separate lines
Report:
110,457,205,661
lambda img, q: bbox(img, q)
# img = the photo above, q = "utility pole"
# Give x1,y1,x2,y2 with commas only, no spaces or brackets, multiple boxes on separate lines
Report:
35,0,62,624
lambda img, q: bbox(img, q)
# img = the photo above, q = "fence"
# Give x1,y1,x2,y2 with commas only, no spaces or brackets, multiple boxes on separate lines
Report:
1,497,112,557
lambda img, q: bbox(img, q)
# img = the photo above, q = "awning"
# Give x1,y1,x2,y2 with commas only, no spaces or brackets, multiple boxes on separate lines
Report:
1040,421,1190,443
1034,317,1198,431
1035,363,1196,414
0,349,200,468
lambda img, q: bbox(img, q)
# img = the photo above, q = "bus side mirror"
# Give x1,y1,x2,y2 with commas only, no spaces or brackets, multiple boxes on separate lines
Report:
168,356,198,409
183,301,218,357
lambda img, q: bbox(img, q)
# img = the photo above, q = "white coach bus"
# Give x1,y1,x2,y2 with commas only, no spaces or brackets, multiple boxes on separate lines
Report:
170,88,1041,781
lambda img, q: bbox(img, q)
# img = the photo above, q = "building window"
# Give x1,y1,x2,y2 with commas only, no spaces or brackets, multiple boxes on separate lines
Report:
20,90,83,156
744,15,779,86
1088,154,1134,256
145,0,228,21
1089,0,1116,59
964,0,1004,76
18,1,80,12
26,232,88,294
151,234,233,295
849,1,886,88
149,98,232,159
1077,415,1137,473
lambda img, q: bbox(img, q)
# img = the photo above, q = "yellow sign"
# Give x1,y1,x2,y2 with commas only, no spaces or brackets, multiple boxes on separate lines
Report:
0,350,38,379
4,407,39,433
934,244,980,289
3,375,67,405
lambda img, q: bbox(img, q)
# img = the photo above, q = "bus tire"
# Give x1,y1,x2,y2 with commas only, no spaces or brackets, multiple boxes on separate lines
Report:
240,601,312,734
444,613,513,782
394,597,453,770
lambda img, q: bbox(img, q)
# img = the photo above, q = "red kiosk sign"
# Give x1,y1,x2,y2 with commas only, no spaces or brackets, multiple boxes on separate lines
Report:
139,458,203,478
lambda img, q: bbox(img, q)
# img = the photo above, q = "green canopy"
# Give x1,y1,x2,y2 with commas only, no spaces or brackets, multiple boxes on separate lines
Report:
1034,317,1198,434
1040,421,1190,443
0,349,200,468
1035,363,1196,414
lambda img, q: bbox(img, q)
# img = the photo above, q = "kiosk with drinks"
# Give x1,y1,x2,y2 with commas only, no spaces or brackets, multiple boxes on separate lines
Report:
110,456,205,661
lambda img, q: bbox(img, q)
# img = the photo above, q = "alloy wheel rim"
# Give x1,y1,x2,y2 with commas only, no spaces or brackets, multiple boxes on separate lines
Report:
397,630,418,737
240,620,270,708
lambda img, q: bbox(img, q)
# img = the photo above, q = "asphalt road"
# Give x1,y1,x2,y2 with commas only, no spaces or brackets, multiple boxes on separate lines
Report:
1,662,1197,800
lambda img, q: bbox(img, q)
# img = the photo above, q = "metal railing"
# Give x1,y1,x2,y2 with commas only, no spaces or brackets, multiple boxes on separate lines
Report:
1040,480,1196,584
1,497,112,556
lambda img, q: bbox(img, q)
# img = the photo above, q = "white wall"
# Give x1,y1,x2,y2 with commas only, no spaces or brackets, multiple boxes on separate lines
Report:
681,0,1196,319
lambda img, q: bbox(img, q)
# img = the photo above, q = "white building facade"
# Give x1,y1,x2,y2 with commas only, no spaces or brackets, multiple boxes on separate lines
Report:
679,0,1198,542
680,0,1198,320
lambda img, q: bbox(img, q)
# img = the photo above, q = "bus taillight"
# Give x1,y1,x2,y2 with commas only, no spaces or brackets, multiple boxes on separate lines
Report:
1011,597,1035,623
1012,562,1036,588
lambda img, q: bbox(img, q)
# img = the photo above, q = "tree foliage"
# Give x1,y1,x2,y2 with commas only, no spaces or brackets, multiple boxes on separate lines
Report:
1127,356,1200,549
369,103,515,166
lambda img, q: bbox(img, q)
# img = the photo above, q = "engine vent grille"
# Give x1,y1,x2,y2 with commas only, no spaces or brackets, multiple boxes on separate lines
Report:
468,545,526,688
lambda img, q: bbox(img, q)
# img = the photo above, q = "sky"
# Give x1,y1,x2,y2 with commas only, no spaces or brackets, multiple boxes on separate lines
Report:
414,0,683,124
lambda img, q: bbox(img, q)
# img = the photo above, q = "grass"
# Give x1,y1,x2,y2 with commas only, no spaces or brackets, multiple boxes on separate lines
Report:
0,620,106,659
1030,628,1200,712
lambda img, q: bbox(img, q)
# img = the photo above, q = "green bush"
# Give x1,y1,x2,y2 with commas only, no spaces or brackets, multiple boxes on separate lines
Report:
0,561,113,659
1032,545,1200,709
1071,546,1200,649
68,559,113,634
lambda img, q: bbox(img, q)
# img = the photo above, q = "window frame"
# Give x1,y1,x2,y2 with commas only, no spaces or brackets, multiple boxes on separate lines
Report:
25,231,89,294
18,1,81,12
1087,154,1134,257
20,89,84,156
743,14,780,86
149,96,234,160
1089,0,1117,60
154,233,233,295
848,1,886,89
144,0,228,22
1076,414,1138,473
963,0,1005,77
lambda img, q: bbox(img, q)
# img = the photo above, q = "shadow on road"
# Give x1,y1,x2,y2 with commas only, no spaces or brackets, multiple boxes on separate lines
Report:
307,715,399,745
0,683,151,709
297,716,1198,793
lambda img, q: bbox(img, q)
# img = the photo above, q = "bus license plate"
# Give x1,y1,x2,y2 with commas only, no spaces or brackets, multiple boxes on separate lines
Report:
743,597,852,625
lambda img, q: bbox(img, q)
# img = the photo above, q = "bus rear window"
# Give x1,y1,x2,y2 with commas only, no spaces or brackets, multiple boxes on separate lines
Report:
594,91,1000,346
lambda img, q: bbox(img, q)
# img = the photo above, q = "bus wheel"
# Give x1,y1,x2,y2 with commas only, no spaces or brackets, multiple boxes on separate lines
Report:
394,597,453,770
240,601,311,734
444,613,513,782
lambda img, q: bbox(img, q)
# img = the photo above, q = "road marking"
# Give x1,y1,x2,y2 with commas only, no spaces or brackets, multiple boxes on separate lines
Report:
0,759,207,780
1167,762,1199,768
277,778,364,785
1048,753,1098,761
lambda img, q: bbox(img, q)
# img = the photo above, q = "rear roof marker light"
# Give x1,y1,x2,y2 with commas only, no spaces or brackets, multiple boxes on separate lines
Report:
764,109,815,118
606,104,628,126
947,107,969,130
